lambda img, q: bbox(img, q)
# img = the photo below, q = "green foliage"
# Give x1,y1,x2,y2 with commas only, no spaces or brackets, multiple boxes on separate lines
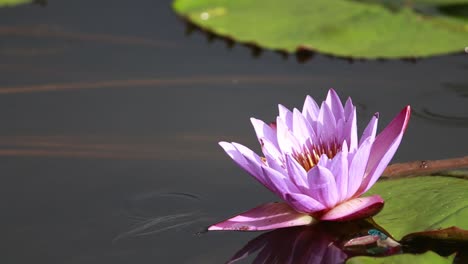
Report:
347,251,454,264
367,176,468,240
173,0,468,58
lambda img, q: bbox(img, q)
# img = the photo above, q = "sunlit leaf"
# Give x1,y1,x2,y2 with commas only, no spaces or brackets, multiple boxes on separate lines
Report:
0,0,33,7
173,0,468,59
367,176,468,240
347,251,454,264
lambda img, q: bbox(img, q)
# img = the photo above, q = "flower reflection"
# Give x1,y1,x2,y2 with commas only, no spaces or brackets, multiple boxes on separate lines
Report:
228,226,346,264
227,221,400,264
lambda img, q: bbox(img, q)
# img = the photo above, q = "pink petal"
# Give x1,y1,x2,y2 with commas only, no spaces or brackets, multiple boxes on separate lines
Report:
208,202,315,231
320,195,384,221
359,106,411,194
344,235,380,247
359,113,378,146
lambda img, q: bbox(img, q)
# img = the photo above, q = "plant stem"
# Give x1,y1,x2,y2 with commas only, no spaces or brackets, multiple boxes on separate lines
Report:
382,156,468,178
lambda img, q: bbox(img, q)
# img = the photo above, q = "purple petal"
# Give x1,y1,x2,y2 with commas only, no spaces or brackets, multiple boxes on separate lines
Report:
302,95,320,123
317,102,337,143
320,195,384,221
292,108,315,144
329,141,349,202
261,139,285,173
262,166,300,199
346,137,373,199
208,202,315,231
285,154,308,190
219,142,266,184
285,192,327,213
325,88,345,120
343,104,358,152
307,165,339,208
359,113,379,146
359,106,411,194
276,116,300,155
278,104,293,129
251,117,279,149
220,142,277,194
344,97,354,121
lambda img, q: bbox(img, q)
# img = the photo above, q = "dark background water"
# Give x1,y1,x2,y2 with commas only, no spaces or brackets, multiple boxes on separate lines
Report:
0,0,467,263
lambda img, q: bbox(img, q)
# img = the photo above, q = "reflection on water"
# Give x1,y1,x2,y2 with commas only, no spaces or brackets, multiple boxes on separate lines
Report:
227,221,400,263
0,135,223,160
413,83,468,127
0,25,176,48
0,75,324,94
116,191,204,241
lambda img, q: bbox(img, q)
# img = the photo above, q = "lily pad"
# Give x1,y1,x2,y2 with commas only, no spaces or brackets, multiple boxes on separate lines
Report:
0,0,33,7
347,251,454,264
366,176,468,240
172,0,468,59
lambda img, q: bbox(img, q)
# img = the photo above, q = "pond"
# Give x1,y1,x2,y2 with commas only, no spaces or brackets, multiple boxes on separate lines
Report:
0,0,467,263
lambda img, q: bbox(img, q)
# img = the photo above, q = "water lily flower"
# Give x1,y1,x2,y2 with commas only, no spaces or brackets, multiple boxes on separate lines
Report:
209,89,411,231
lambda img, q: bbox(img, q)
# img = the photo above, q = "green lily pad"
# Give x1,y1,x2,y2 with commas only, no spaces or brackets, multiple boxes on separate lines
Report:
346,251,454,264
172,0,468,59
366,176,468,240
0,0,33,7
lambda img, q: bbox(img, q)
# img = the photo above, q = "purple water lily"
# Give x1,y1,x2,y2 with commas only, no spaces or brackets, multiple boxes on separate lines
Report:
210,89,411,231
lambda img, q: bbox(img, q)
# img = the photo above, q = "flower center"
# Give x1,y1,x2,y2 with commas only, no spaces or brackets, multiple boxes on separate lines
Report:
293,139,340,171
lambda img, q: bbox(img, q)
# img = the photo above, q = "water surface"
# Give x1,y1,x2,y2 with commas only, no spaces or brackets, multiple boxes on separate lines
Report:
0,0,467,263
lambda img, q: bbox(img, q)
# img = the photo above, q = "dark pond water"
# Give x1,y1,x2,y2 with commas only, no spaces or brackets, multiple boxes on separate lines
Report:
0,0,467,263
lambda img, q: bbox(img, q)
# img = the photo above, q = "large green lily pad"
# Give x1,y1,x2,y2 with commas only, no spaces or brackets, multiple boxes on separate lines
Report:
173,0,468,59
0,0,33,7
366,176,468,240
347,251,454,264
